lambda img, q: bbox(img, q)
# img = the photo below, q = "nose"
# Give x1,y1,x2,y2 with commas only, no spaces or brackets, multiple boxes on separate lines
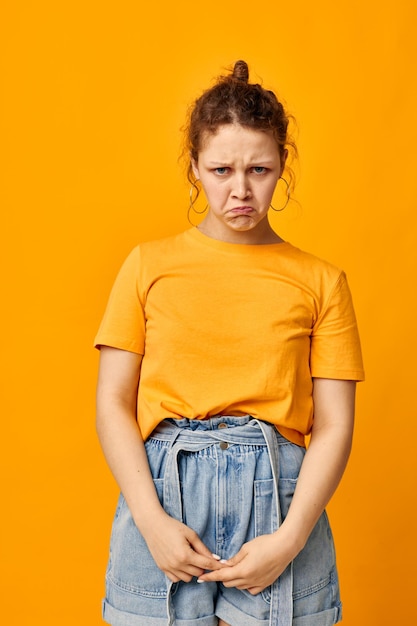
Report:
232,173,251,199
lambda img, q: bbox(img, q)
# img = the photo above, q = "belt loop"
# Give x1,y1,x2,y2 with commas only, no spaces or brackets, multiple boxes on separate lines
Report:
162,424,183,626
163,431,185,522
255,420,294,626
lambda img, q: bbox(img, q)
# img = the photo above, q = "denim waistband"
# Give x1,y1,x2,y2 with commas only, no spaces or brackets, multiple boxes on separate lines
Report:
152,417,293,626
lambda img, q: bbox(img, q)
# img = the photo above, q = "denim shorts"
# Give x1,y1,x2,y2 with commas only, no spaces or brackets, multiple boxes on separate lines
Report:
102,416,342,626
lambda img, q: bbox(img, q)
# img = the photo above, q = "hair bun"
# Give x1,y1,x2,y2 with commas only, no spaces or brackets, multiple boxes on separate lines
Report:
232,60,249,83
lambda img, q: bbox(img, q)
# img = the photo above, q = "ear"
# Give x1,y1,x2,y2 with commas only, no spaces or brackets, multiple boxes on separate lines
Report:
191,158,200,180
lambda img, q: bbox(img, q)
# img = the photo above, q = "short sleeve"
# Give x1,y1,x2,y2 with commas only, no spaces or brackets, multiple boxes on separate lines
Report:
310,271,365,381
94,246,145,354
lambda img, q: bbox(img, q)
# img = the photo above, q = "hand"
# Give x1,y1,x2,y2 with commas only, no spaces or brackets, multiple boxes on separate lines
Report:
141,512,226,583
196,532,296,595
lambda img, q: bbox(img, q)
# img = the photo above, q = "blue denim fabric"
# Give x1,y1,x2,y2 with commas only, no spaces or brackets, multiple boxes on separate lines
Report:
102,417,342,626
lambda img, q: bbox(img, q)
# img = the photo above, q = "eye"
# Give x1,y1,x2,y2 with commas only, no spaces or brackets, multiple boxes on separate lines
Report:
252,166,267,175
213,167,229,175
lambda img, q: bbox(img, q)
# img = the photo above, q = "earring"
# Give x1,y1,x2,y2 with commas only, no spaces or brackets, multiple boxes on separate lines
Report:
189,182,208,215
188,181,208,226
270,177,290,212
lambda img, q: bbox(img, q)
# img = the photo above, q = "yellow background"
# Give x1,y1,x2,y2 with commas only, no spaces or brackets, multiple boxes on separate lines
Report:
1,1,416,624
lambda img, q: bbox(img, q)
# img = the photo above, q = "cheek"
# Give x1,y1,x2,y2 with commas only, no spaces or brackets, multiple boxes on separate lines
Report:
265,180,279,199
204,183,225,204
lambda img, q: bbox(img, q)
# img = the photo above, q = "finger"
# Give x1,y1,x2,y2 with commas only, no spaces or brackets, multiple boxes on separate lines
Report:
198,567,243,584
166,573,180,583
163,551,222,577
220,548,246,567
184,531,226,570
187,532,217,559
169,571,193,583
247,586,263,595
181,565,206,579
177,571,196,583
210,576,248,588
167,567,203,583
195,552,242,578
187,551,226,572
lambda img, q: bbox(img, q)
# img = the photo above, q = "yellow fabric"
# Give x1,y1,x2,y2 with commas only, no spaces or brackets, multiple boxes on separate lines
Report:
95,228,364,445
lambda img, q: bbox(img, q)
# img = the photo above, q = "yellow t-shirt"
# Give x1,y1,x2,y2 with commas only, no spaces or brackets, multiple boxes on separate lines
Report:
95,228,364,445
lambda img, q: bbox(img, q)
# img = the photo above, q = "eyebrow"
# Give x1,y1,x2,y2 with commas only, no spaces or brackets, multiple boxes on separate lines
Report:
208,160,276,166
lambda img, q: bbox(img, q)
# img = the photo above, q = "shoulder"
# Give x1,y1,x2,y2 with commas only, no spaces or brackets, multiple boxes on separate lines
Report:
284,243,341,274
134,230,193,257
279,243,344,291
116,231,191,269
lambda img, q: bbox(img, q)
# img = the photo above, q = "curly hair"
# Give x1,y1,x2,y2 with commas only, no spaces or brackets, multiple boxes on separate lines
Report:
184,60,297,195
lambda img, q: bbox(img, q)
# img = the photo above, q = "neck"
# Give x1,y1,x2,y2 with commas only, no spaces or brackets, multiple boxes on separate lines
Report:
197,216,284,245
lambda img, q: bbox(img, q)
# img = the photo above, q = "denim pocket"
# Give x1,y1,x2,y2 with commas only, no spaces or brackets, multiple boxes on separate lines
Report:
254,478,274,537
278,477,298,519
106,479,168,598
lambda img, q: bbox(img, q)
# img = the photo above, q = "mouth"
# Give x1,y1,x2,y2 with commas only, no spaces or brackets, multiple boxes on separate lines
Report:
229,206,254,215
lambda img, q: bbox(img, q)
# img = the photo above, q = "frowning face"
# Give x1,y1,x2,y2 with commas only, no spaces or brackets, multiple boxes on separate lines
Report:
192,124,286,244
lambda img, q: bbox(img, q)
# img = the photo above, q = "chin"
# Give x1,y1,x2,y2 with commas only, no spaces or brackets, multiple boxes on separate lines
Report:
227,217,257,230
232,225,256,232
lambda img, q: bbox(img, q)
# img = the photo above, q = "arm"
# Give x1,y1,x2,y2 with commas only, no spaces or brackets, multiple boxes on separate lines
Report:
278,378,355,550
96,345,223,582
198,378,356,592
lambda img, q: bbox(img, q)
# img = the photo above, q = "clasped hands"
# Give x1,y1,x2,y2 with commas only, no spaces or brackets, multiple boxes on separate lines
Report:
143,513,295,596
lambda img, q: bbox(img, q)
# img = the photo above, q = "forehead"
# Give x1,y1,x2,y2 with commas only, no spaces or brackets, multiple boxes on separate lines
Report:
199,124,279,160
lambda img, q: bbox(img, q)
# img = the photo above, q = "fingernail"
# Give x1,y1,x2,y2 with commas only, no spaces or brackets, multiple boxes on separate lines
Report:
211,553,221,560
197,579,204,583
220,559,228,564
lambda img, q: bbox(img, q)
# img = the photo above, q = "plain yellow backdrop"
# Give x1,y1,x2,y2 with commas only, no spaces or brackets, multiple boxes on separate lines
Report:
1,1,416,624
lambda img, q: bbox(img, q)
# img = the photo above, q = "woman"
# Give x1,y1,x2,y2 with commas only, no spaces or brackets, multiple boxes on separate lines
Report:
95,60,364,626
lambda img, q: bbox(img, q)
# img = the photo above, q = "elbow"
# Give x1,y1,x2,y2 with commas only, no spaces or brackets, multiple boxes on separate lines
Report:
310,418,354,456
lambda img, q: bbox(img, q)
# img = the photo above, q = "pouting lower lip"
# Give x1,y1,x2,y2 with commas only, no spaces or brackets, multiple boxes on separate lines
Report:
230,207,253,213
